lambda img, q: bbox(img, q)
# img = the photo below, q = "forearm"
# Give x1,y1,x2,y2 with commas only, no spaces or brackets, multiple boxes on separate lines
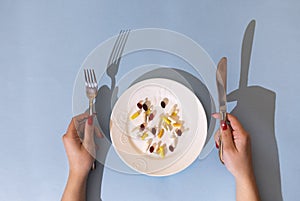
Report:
62,173,88,201
235,173,260,201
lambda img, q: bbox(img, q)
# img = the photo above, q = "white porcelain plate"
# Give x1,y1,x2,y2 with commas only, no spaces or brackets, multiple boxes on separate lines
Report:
110,78,207,176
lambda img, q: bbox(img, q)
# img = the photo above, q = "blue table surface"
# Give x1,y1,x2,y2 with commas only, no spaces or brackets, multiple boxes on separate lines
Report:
0,1,299,201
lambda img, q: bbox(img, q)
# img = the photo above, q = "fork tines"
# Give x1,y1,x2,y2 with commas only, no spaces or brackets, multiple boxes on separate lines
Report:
84,69,97,87
108,29,130,66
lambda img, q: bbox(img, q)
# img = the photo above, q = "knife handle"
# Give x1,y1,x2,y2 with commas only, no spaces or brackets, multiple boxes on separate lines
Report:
218,134,224,164
219,118,228,164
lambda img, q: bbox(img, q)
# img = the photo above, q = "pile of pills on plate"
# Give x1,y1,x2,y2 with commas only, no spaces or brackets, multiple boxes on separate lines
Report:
130,97,186,158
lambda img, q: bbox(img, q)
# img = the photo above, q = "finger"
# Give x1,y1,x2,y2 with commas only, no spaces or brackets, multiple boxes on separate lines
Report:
83,116,95,153
214,129,220,149
226,114,244,132
74,112,89,122
77,123,85,140
83,116,94,141
211,113,220,119
62,132,81,152
66,113,89,137
94,126,103,138
65,118,79,138
220,123,236,151
76,117,88,127
212,113,243,132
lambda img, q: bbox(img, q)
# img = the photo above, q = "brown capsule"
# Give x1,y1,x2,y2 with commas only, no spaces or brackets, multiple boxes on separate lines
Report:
169,145,174,152
176,129,182,136
161,98,169,108
151,127,156,135
140,123,146,131
149,113,154,121
137,102,143,109
142,103,148,111
146,139,153,151
149,146,155,153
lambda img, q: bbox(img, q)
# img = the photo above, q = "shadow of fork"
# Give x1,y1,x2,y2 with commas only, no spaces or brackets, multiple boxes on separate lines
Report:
96,30,130,142
86,30,130,201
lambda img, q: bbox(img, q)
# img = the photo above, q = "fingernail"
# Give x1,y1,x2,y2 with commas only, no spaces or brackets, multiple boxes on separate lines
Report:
215,142,219,149
88,116,93,125
221,121,227,131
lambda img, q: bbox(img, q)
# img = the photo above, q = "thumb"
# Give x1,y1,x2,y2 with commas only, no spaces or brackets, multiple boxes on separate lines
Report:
83,116,96,157
220,121,235,151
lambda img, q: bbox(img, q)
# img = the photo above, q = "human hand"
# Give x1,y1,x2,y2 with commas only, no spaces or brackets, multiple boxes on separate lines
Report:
213,113,253,180
62,113,103,201
62,113,103,179
213,113,260,201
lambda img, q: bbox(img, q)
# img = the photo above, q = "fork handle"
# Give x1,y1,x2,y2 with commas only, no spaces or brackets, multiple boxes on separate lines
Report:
89,99,93,115
88,99,96,170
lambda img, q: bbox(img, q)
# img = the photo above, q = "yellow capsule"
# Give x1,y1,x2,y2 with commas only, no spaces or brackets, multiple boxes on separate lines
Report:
171,111,178,117
173,123,181,128
130,110,141,120
141,132,148,140
146,109,151,115
162,116,171,124
155,141,162,152
158,146,165,158
158,129,164,138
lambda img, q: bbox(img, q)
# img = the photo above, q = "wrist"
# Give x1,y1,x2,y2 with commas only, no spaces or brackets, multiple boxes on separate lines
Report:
234,169,258,193
235,172,255,184
69,169,89,183
62,170,88,201
234,167,255,182
234,170,260,201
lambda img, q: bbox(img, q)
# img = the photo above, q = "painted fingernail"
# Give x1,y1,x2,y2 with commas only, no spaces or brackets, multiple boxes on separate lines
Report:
215,142,219,149
221,121,227,131
88,116,93,125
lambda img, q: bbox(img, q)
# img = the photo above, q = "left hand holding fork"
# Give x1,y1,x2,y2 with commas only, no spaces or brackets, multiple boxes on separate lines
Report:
62,113,103,201
62,113,103,180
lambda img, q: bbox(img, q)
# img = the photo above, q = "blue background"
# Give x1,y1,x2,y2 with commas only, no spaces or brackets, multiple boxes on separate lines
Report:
0,0,299,200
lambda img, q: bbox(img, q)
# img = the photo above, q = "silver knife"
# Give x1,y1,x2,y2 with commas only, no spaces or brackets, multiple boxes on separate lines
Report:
216,57,227,164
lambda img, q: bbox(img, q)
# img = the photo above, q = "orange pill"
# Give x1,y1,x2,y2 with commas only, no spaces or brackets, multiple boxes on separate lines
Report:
158,129,165,138
173,123,181,128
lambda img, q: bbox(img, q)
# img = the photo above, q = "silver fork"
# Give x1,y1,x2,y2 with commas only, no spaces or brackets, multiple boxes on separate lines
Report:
84,69,98,115
84,69,98,170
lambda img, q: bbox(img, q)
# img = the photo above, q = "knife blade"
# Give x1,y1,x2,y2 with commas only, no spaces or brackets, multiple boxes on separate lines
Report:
216,57,227,164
